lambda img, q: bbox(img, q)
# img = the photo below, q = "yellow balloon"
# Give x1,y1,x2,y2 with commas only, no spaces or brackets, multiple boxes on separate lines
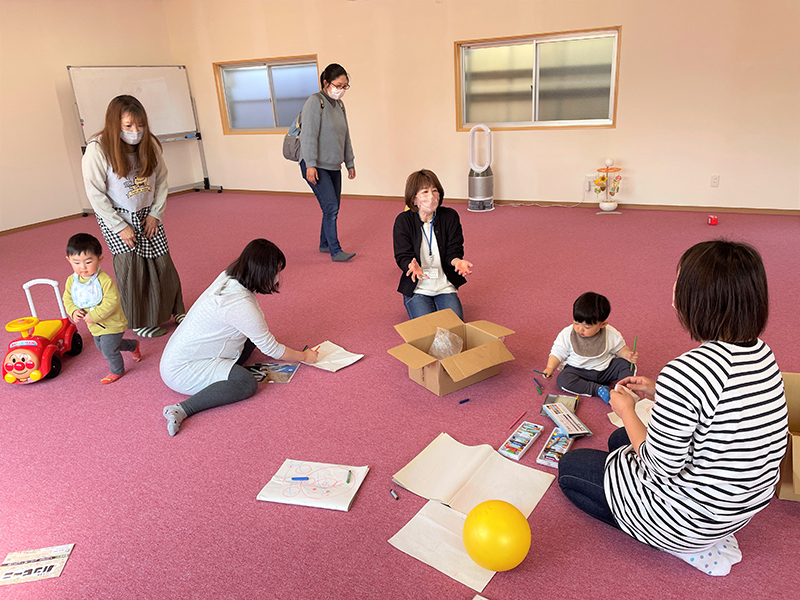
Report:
462,500,531,571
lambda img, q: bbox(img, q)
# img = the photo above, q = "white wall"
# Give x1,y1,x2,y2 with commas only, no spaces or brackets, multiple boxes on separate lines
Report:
161,0,800,210
2,0,799,232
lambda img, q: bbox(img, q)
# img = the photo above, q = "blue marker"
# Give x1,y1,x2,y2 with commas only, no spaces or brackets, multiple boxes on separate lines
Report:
291,477,309,481
459,398,470,404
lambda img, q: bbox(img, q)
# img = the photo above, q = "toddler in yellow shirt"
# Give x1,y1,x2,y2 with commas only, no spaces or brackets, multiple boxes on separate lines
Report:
63,233,141,383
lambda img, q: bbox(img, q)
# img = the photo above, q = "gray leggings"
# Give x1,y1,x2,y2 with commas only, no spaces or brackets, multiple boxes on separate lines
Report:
94,333,137,375
179,340,258,417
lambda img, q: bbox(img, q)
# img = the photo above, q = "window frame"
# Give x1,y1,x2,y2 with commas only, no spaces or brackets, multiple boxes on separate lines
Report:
212,54,319,135
454,27,621,132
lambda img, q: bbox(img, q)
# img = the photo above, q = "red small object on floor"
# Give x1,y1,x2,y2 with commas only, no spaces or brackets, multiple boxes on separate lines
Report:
708,215,718,225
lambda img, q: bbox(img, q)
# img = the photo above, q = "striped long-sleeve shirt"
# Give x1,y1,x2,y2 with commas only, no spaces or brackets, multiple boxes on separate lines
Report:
604,339,788,552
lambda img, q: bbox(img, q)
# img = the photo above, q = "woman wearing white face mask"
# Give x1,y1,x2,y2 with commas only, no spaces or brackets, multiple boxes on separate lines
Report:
393,169,473,320
81,95,185,338
299,63,357,262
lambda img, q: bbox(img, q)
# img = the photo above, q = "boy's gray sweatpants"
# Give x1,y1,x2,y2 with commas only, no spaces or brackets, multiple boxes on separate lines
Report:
94,333,137,375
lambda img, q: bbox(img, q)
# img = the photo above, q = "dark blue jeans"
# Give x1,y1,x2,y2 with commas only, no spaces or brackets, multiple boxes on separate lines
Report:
403,292,464,320
557,427,630,528
300,160,342,256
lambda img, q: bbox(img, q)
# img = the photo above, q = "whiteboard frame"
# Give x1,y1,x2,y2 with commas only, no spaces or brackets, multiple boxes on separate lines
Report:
67,65,220,195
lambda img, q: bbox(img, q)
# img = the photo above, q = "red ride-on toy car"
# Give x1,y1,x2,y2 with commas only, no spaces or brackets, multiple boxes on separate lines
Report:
3,279,83,384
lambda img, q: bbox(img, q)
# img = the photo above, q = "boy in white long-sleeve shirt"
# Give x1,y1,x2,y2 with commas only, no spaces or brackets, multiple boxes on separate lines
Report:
542,292,638,402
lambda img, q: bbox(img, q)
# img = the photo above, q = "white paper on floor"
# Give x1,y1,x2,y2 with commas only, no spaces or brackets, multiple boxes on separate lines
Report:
302,340,364,372
388,501,495,593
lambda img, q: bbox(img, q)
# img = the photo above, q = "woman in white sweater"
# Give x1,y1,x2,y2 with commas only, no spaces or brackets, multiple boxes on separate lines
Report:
160,239,318,436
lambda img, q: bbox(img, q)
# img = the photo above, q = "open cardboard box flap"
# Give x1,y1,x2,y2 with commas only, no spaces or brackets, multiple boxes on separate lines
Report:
388,343,438,370
778,373,800,500
467,320,515,338
440,339,515,382
393,308,464,343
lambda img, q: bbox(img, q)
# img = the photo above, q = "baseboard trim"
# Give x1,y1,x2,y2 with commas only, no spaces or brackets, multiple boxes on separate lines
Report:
1,212,87,236
5,190,798,234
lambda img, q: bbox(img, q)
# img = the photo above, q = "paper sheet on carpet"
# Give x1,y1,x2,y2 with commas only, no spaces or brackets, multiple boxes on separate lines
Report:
608,399,654,428
388,501,495,593
0,544,74,586
257,459,369,511
302,340,363,372
392,432,554,517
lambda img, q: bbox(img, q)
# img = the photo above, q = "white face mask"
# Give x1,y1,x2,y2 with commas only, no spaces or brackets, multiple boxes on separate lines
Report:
327,86,347,100
120,129,144,145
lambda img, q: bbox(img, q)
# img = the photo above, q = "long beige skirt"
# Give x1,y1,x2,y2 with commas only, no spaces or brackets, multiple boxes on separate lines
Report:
113,252,185,329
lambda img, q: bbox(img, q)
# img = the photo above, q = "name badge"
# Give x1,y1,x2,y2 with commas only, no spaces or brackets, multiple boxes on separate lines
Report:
423,268,439,279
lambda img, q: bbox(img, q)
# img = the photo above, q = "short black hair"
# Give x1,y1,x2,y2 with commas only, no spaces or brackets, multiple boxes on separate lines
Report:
573,292,611,325
321,63,348,88
674,239,768,343
66,233,103,258
226,239,286,295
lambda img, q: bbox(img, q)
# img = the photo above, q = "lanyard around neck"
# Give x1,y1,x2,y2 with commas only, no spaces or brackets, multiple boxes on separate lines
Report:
419,212,435,257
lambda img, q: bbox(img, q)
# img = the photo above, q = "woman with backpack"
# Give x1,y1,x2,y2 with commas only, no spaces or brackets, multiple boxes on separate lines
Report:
299,63,356,262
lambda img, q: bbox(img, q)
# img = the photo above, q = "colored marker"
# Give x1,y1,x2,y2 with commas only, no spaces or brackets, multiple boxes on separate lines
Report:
536,385,543,395
532,368,547,376
533,377,545,389
390,489,399,500
302,345,308,351
346,470,352,484
630,336,638,371
313,344,322,352
291,477,309,481
509,410,526,429
459,398,470,404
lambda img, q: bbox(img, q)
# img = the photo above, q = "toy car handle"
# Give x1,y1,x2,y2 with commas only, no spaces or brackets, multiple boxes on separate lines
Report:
5,316,40,336
22,278,67,320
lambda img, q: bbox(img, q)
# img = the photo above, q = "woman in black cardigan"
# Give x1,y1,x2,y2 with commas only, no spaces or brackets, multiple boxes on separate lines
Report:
393,169,473,320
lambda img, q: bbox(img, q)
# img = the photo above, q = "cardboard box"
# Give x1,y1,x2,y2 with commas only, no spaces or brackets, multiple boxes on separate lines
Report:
387,309,515,397
777,372,800,501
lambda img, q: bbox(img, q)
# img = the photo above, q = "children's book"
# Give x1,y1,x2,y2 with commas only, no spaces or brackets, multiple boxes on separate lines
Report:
536,427,574,468
246,362,300,383
540,393,579,415
391,432,554,517
257,459,368,512
542,402,592,438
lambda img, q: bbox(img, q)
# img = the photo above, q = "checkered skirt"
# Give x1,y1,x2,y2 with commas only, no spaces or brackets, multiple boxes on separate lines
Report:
96,205,170,259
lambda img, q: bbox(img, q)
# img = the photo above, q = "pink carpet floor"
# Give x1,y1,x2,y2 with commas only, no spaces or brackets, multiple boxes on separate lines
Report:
1,191,799,599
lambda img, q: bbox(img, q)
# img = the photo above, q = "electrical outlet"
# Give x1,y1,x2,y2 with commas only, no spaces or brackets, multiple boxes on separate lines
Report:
585,174,595,192
711,174,720,188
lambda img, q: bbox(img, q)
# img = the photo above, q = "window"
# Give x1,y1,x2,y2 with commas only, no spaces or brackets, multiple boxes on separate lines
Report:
455,28,620,130
213,56,319,134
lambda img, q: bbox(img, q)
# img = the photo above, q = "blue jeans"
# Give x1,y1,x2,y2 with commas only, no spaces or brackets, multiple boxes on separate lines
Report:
557,427,630,528
300,160,342,256
403,292,464,320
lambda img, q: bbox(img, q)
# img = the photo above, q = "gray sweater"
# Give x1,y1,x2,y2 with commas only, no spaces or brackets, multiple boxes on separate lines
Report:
299,92,355,170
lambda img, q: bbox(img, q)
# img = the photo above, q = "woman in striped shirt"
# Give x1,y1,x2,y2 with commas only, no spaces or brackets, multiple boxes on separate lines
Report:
558,240,788,576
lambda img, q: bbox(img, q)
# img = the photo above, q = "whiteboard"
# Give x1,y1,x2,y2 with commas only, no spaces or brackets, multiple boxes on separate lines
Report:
68,65,198,142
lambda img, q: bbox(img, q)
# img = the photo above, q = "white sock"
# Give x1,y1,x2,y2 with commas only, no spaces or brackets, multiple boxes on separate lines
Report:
664,535,742,576
163,404,187,437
